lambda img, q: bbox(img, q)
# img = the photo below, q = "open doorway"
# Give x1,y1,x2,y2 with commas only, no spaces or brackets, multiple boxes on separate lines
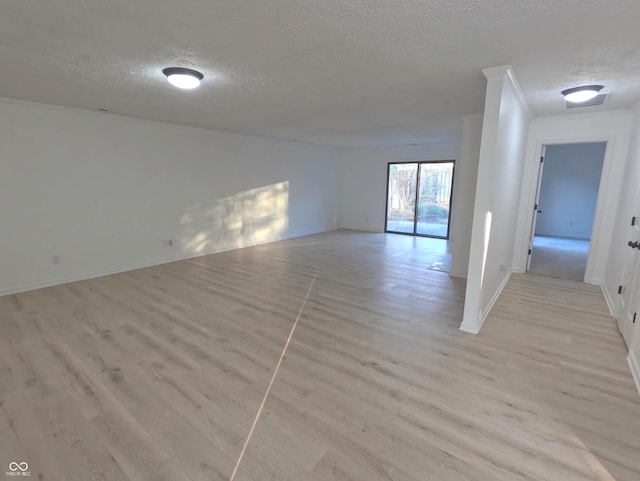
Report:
527,142,607,281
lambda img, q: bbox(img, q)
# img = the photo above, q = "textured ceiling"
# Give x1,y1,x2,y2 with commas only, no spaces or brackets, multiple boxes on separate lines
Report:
1,1,640,147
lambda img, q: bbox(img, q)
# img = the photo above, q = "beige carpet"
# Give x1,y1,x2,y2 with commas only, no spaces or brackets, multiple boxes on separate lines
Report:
529,236,589,281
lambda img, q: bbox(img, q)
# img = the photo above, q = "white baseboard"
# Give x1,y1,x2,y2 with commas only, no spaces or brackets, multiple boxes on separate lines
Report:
449,269,467,279
0,255,188,297
459,320,481,335
479,270,512,330
0,228,335,297
600,282,617,318
628,352,640,396
460,271,511,335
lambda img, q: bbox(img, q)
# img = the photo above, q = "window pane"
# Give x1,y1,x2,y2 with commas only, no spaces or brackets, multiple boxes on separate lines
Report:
386,163,418,233
416,162,454,237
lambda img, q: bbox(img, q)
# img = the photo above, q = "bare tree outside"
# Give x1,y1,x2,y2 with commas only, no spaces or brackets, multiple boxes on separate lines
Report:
387,164,418,228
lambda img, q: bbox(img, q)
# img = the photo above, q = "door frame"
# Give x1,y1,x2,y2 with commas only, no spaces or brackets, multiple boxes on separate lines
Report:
513,134,618,284
384,160,456,239
526,145,546,272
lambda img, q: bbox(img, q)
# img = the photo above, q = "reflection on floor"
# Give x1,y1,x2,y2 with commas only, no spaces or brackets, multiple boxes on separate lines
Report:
529,236,589,282
386,220,449,238
384,232,452,273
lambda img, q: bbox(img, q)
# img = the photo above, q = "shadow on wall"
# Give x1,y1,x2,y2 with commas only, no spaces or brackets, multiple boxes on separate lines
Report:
179,181,289,255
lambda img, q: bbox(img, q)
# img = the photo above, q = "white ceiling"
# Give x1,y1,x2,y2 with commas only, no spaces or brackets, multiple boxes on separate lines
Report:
2,1,640,148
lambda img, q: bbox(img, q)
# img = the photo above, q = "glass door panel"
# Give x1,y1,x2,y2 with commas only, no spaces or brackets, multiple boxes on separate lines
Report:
386,163,418,234
416,162,454,238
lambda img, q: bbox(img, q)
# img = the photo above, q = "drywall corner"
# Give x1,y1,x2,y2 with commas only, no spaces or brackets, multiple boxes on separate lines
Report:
450,113,483,279
461,66,531,334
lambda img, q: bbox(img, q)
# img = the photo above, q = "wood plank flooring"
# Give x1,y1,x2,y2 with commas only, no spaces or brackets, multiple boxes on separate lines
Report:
1,230,638,481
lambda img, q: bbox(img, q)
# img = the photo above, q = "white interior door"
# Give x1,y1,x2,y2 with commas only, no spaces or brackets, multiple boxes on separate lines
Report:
619,194,640,347
526,147,546,271
620,255,640,346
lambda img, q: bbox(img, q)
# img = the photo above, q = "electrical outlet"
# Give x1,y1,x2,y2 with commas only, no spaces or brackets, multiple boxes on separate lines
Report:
166,239,174,246
499,264,508,272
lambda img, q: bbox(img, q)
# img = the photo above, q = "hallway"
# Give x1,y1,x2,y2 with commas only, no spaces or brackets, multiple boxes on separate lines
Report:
480,272,640,480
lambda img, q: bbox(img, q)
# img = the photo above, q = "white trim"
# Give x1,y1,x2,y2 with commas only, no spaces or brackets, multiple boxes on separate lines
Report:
480,271,512,328
449,268,467,279
482,65,532,117
0,228,334,297
504,69,532,117
600,282,618,318
459,320,482,335
0,255,191,297
460,271,512,334
481,65,511,78
628,351,640,396
512,264,526,274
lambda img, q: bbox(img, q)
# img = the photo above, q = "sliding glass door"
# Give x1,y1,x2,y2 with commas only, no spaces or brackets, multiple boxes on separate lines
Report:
385,161,454,238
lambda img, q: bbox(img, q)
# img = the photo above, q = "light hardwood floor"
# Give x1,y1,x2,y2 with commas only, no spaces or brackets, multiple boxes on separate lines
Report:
1,230,638,481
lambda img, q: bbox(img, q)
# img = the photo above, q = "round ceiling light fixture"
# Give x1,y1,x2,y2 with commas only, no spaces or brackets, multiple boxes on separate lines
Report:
162,67,204,89
561,85,603,103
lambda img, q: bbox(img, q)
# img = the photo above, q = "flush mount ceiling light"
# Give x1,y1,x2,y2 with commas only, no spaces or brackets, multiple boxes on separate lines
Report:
162,67,204,89
561,85,604,103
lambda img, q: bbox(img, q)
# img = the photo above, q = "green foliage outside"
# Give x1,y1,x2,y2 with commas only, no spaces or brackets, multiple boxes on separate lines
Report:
418,203,449,222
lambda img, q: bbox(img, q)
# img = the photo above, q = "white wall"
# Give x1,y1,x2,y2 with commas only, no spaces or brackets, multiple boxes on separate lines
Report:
513,110,634,284
535,142,606,240
0,97,340,295
604,104,640,391
461,66,531,334
449,114,482,278
336,143,459,232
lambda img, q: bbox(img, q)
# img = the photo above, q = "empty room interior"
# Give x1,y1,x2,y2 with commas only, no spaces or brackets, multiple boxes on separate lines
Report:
528,142,607,281
2,2,640,481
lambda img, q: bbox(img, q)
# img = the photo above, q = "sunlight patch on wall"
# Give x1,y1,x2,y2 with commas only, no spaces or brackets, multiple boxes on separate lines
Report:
180,181,289,255
480,210,493,289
